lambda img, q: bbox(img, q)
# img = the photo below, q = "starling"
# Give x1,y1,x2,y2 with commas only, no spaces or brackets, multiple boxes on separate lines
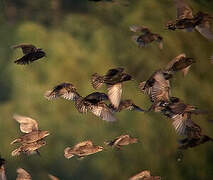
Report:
64,140,103,159
16,168,32,180
166,0,213,41
0,156,6,180
12,140,46,156
130,25,163,49
105,134,138,149
12,44,46,65
75,92,116,122
11,114,49,156
91,68,132,109
160,97,212,149
45,82,116,122
44,83,80,100
139,69,171,105
48,174,59,180
129,170,161,180
116,99,145,112
165,53,195,76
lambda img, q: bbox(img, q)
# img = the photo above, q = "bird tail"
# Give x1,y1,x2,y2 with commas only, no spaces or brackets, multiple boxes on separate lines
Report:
91,73,104,89
14,57,29,65
11,148,21,156
64,147,74,159
10,138,21,145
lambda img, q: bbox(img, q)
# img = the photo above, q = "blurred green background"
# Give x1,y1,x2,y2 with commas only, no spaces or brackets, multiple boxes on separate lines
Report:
0,0,213,179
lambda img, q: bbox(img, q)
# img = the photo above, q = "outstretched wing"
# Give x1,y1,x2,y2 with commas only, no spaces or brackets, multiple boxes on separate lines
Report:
13,114,38,133
48,174,59,180
107,83,122,109
90,103,116,122
196,21,213,41
12,44,37,55
16,168,32,180
174,0,193,19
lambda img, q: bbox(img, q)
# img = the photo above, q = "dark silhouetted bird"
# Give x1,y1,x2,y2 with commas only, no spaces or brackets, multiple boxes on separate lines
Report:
64,140,103,159
166,0,213,41
0,156,6,180
16,168,32,180
105,134,138,149
11,114,49,156
129,170,161,180
130,25,163,49
12,44,46,65
91,68,132,109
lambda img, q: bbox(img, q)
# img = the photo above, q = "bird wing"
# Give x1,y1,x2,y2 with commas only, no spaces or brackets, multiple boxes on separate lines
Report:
196,21,213,41
174,0,193,19
107,83,122,109
171,113,188,136
166,53,186,70
129,170,151,180
16,168,32,180
90,103,116,122
12,44,37,55
13,114,38,133
48,174,59,180
74,141,94,149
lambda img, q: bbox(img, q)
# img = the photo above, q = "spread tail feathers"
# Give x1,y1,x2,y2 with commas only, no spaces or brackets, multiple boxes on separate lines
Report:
91,73,104,89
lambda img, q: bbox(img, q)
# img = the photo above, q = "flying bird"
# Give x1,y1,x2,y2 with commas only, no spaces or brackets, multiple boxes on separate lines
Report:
160,97,212,149
139,54,195,111
105,134,138,149
166,0,213,41
11,114,49,156
129,170,161,180
12,44,46,65
64,140,103,159
130,25,163,49
45,83,116,122
16,168,32,180
91,68,132,109
44,83,80,101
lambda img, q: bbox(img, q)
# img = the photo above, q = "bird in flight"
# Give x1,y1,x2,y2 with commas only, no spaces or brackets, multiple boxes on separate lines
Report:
165,0,213,41
12,44,46,65
129,170,161,180
130,25,163,49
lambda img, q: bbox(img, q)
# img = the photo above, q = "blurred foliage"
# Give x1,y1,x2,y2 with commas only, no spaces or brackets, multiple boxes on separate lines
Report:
0,0,213,179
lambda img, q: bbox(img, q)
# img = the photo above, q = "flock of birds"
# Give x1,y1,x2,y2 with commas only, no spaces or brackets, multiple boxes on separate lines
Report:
0,0,213,179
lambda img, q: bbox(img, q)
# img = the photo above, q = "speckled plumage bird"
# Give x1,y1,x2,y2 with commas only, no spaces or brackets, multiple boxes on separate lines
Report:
91,68,132,109
130,25,163,49
0,156,7,180
12,44,46,65
16,168,32,180
166,0,213,41
11,114,49,156
44,83,80,100
116,99,145,112
45,83,116,122
139,54,195,110
12,140,46,156
64,140,103,159
160,97,212,149
105,134,138,149
129,170,161,180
